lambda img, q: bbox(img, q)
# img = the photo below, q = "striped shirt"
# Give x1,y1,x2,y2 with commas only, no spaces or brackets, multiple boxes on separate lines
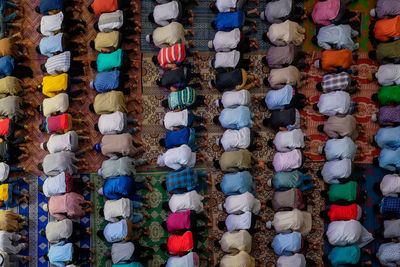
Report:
45,51,71,75
321,72,351,93
158,44,186,68
168,87,196,110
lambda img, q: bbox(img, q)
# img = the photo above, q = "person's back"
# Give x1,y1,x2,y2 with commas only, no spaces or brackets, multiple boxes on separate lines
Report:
220,149,252,172
91,0,118,16
97,49,123,72
272,232,302,256
221,171,255,195
220,251,255,267
45,219,73,243
323,115,358,140
94,90,126,114
42,93,69,117
376,242,400,266
48,242,73,265
153,22,186,48
324,136,357,160
375,126,400,149
167,231,194,255
100,133,136,157
220,230,252,253
321,49,352,70
41,73,68,98
0,76,21,96
215,11,244,32
328,245,360,266
317,24,358,50
327,181,358,202
374,0,400,18
165,252,199,267
374,16,400,42
311,0,340,25
379,148,400,171
43,151,76,175
272,171,300,190
219,105,252,129
39,0,63,15
376,40,400,64
104,176,133,199
378,84,400,105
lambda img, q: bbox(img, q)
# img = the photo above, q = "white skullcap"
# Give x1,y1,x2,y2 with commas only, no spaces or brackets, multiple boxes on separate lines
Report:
266,178,272,187
42,204,48,212
208,40,214,49
260,11,266,21
97,168,102,176
89,81,94,89
40,142,45,150
317,146,324,155
314,60,321,69
145,34,151,43
370,9,376,17
371,114,377,122
217,203,223,211
215,99,220,107
98,187,104,195
265,221,272,229
157,155,165,166
215,137,221,146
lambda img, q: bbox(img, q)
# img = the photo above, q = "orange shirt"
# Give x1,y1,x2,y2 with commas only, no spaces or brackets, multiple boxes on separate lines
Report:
91,0,118,16
321,49,353,71
167,231,194,256
374,15,400,42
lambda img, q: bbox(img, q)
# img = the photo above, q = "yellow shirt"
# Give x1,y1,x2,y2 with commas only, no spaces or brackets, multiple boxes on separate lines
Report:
0,184,9,201
0,76,22,98
94,31,120,52
153,22,187,48
42,73,69,98
220,230,252,253
93,90,127,114
221,251,255,267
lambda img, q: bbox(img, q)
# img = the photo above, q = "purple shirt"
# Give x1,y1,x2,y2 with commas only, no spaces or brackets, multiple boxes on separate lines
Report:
273,149,302,172
379,105,400,125
376,0,400,18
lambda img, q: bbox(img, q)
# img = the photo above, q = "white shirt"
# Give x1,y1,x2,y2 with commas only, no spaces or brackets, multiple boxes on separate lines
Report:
277,254,306,267
47,131,79,153
0,163,9,182
324,136,357,161
272,149,303,172
216,0,237,12
220,230,252,253
98,111,125,135
104,198,131,222
318,91,351,116
168,190,204,213
98,10,124,32
164,109,189,131
45,52,71,75
42,172,67,197
224,192,261,214
377,64,400,86
157,144,196,170
380,174,400,197
214,50,241,69
153,0,180,26
45,219,73,243
273,129,306,152
326,220,374,248
225,211,252,232
111,242,134,264
272,209,312,235
321,158,352,184
166,252,197,267
0,231,25,254
213,29,241,52
220,127,251,151
40,12,64,36
42,93,69,117
221,90,251,108
265,0,292,23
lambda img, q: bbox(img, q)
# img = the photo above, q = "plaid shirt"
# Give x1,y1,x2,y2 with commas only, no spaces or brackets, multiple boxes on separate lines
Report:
166,167,198,194
381,196,400,217
321,72,351,93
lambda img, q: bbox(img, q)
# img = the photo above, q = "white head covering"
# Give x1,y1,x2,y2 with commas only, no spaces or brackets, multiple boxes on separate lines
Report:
160,118,164,126
0,255,4,265
370,9,376,17
208,81,214,89
371,114,377,122
318,146,324,155
89,81,94,89
208,40,214,49
267,179,272,187
0,162,10,182
40,142,45,150
260,11,266,21
266,221,273,229
42,204,49,212
314,60,321,69
97,168,102,176
216,137,221,146
145,34,151,43
215,99,220,107
157,155,165,166
98,187,104,195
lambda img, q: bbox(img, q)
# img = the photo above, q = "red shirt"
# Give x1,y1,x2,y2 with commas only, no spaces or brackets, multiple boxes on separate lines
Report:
328,204,359,221
91,0,118,16
46,113,70,134
166,210,191,233
167,231,194,256
0,118,10,136
158,44,186,68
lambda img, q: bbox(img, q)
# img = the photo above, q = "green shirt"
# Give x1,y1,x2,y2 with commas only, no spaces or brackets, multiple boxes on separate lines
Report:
327,181,357,202
378,85,400,105
168,87,196,110
97,49,122,72
376,40,400,64
328,245,360,267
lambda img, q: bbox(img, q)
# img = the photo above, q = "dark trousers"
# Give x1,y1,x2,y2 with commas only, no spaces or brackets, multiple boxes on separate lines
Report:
70,244,91,266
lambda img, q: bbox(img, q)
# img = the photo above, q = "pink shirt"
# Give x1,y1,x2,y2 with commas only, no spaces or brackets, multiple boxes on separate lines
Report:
311,0,340,25
167,210,191,233
273,149,302,172
48,192,86,220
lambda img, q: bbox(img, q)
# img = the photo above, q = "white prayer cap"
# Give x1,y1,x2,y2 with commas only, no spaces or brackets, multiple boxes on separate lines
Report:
208,40,214,49
157,155,165,166
0,162,10,182
215,99,220,107
89,81,94,89
265,221,272,229
260,11,266,21
317,146,324,155
42,204,48,212
314,60,321,69
97,168,102,176
266,178,272,187
215,137,221,146
98,187,104,195
40,142,45,150
370,9,376,17
371,114,378,122
145,34,151,43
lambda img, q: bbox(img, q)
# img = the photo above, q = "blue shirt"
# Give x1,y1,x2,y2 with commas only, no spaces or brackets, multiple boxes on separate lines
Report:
325,136,357,161
39,33,63,57
379,148,400,172
220,171,256,195
380,196,400,217
219,106,254,130
215,11,244,31
317,24,359,51
103,220,128,243
94,70,120,93
104,176,143,201
48,241,73,267
165,127,195,150
377,242,400,267
272,232,302,256
166,167,198,194
0,56,14,78
375,126,400,149
39,0,63,15
328,246,360,267
273,171,301,191
265,85,294,110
